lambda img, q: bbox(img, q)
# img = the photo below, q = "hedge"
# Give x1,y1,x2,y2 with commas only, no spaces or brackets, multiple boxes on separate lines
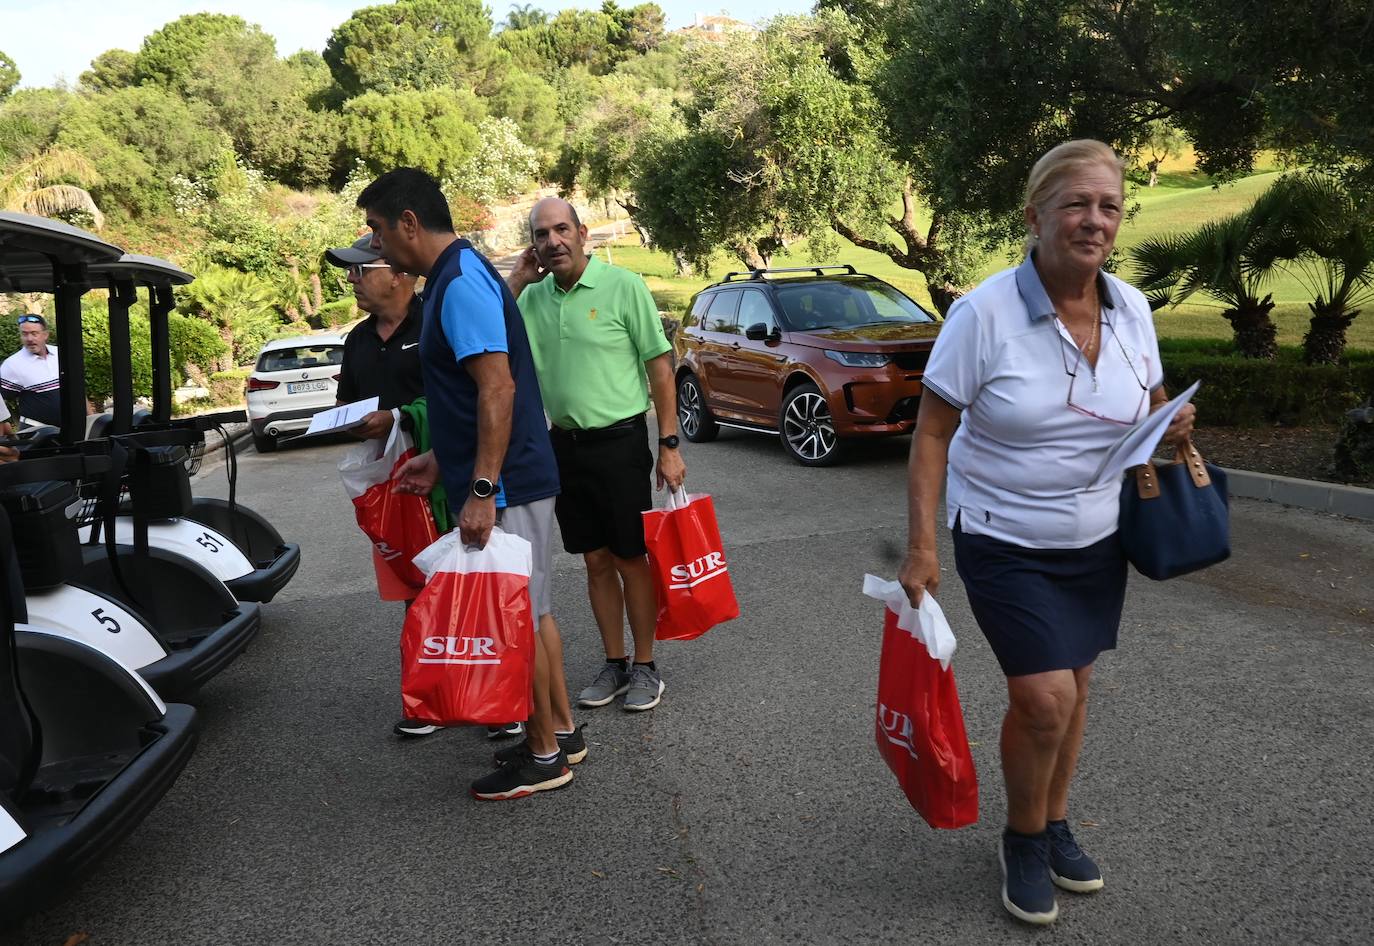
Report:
1160,339,1374,427
1,302,227,404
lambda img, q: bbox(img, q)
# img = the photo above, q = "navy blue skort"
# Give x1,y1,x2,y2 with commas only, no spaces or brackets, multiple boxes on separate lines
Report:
952,523,1127,677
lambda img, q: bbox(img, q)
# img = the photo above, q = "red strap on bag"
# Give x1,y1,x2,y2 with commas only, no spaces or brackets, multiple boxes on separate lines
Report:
400,531,535,725
643,490,739,641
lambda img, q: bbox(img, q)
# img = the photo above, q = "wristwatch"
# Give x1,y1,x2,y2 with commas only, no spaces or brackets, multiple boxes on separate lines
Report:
658,435,680,449
470,477,498,499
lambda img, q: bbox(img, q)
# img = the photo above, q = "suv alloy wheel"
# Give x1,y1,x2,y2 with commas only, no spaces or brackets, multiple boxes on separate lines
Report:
779,382,844,466
677,373,719,442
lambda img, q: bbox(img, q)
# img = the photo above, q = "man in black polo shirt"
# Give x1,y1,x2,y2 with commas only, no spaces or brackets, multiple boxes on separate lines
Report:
326,235,424,440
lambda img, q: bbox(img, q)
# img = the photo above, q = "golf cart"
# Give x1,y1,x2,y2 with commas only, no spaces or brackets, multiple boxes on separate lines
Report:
0,210,260,701
0,504,199,926
79,253,302,604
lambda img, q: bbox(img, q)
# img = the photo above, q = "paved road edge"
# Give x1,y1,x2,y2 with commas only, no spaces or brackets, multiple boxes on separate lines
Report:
1223,467,1374,521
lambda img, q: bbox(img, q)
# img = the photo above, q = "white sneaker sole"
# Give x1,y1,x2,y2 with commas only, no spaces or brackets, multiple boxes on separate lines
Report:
470,768,573,801
1051,868,1104,893
622,679,665,712
999,843,1059,925
577,682,630,708
395,723,441,736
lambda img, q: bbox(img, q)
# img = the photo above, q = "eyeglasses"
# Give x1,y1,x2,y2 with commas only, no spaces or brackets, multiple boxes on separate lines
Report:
347,262,391,279
17,315,44,325
1059,310,1147,426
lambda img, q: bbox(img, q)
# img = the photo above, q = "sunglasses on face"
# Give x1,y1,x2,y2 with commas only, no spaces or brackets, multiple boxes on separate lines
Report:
347,262,391,279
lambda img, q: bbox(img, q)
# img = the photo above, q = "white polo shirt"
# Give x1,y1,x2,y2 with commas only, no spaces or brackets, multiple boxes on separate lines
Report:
922,255,1164,550
1,344,60,426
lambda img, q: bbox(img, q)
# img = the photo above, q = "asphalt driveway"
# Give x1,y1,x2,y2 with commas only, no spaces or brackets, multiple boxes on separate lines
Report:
12,424,1374,945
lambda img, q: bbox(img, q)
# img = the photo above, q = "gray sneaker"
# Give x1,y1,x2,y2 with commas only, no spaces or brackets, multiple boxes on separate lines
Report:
623,663,665,712
578,664,632,707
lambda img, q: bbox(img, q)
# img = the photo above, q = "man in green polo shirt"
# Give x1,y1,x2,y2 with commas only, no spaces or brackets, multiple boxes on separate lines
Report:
507,197,686,713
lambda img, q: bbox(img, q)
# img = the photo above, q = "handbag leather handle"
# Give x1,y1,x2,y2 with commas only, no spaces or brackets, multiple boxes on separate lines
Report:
1173,438,1212,488
1134,437,1211,499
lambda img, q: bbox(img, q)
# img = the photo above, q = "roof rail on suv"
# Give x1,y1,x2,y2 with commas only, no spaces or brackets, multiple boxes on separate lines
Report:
721,264,858,282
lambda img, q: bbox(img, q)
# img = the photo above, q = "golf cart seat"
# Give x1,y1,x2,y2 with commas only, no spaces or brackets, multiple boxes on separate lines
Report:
98,417,302,603
0,505,198,925
0,445,260,702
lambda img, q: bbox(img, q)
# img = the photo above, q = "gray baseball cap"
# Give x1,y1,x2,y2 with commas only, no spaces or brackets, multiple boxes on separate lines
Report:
324,234,383,267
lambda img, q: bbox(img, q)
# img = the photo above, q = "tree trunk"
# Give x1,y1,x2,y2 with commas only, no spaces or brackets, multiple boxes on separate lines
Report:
1222,298,1278,359
1303,303,1358,365
1146,159,1160,187
831,180,970,316
925,279,964,316
217,325,236,372
733,244,769,271
672,251,690,277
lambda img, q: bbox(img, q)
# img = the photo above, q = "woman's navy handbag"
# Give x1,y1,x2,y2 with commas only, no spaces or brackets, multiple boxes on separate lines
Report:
1118,439,1231,580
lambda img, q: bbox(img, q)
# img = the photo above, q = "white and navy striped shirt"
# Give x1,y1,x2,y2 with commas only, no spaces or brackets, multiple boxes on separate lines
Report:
1,345,61,426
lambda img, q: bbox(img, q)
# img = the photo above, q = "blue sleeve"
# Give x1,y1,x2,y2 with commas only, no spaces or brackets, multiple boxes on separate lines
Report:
441,250,509,362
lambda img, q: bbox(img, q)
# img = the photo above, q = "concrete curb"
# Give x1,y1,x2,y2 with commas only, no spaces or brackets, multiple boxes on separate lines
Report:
1223,466,1374,521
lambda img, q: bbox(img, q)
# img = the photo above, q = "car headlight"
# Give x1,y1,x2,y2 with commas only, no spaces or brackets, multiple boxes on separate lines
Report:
824,350,890,368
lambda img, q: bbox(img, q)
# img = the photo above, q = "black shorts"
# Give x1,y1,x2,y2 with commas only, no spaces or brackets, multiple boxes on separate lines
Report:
550,415,654,558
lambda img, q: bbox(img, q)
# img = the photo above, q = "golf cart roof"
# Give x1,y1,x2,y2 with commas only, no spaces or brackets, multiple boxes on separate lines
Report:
90,254,194,288
0,211,124,291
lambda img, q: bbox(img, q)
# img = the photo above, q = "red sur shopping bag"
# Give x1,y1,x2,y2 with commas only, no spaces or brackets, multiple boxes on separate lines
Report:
338,413,439,596
864,575,978,829
400,530,535,725
643,490,739,641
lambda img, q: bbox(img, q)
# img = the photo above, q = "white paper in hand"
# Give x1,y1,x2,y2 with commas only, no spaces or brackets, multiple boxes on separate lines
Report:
304,396,380,437
1090,380,1200,487
862,574,957,669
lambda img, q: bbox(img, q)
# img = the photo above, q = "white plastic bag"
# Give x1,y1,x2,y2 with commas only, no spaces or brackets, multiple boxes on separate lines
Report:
862,574,957,670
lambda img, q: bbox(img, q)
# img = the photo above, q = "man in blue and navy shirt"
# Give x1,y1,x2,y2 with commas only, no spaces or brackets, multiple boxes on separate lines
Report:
357,168,583,801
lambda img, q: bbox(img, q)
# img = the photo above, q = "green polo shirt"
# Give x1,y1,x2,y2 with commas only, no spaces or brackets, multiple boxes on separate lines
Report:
518,255,671,430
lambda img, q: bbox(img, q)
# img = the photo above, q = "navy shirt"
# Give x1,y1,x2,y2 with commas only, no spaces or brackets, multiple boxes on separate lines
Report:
420,239,559,509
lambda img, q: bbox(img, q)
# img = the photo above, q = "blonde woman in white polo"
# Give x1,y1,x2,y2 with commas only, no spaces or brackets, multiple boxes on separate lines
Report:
899,140,1196,925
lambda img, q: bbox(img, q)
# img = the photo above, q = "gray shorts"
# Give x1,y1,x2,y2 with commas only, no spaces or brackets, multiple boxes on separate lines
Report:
497,496,555,618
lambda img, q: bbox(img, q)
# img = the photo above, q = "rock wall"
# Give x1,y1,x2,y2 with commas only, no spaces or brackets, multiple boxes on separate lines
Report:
463,189,630,256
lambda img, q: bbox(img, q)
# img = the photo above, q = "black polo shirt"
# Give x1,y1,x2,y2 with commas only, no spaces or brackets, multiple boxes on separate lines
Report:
336,295,426,409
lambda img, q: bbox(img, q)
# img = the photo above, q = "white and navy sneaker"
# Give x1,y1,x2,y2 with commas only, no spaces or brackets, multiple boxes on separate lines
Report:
1047,819,1104,892
1000,829,1059,925
394,718,443,737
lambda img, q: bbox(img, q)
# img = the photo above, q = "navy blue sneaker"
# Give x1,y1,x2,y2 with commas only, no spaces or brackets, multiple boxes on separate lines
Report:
1047,820,1104,892
999,829,1059,925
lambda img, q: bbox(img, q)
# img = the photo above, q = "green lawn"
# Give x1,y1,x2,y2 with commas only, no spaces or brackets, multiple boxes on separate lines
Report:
598,168,1374,353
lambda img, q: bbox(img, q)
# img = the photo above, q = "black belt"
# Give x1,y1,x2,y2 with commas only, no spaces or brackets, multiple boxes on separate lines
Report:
551,415,644,443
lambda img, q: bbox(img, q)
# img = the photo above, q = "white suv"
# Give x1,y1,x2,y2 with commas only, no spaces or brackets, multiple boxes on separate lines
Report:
245,334,346,452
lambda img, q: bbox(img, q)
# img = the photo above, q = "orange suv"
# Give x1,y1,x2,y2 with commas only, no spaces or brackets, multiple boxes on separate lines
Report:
675,265,942,466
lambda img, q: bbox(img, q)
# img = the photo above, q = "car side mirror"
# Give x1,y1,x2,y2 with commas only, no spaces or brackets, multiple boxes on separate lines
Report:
745,322,779,342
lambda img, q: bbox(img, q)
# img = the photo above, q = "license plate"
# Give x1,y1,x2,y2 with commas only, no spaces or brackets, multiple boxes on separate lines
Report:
288,380,329,394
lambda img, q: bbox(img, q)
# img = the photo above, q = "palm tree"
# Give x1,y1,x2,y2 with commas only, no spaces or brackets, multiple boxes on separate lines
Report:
179,267,280,369
0,147,105,230
1264,173,1374,365
1130,184,1296,359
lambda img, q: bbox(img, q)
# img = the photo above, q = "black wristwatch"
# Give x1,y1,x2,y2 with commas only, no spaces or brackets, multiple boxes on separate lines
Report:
658,435,680,449
470,477,498,499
